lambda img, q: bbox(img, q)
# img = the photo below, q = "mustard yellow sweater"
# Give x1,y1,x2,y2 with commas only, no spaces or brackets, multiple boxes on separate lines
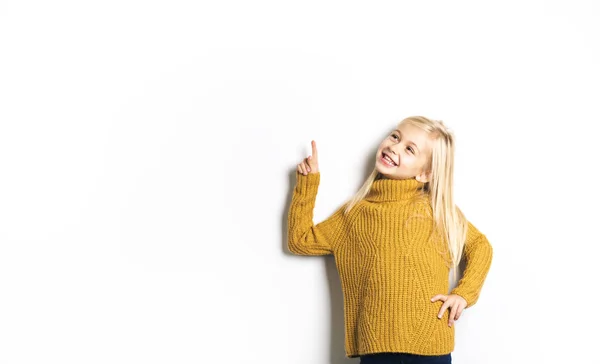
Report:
287,171,493,358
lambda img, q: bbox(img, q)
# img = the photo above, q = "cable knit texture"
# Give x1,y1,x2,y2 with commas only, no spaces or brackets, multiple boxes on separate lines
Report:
287,171,493,358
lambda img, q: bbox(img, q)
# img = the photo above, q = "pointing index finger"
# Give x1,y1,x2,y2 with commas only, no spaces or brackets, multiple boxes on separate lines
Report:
311,140,318,159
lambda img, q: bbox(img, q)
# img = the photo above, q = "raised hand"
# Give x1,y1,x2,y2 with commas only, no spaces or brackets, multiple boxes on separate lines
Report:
297,140,319,175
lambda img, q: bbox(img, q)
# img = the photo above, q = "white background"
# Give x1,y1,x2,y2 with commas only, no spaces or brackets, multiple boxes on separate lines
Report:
1,1,599,363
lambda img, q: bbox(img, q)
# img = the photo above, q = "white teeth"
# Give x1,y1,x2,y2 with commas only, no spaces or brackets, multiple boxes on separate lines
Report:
383,154,396,166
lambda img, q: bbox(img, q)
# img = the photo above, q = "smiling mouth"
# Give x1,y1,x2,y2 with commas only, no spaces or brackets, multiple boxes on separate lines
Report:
381,151,398,166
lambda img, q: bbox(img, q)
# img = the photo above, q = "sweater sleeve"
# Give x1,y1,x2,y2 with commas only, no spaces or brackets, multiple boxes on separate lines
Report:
449,220,494,308
287,171,349,256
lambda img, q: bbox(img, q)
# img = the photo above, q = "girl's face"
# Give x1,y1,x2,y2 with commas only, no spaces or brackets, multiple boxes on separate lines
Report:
375,123,432,181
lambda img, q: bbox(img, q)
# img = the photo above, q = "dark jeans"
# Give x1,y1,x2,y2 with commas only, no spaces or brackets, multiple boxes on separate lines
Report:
359,352,451,364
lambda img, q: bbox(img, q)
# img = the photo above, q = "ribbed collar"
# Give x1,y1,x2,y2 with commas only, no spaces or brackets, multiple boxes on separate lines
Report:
365,177,427,202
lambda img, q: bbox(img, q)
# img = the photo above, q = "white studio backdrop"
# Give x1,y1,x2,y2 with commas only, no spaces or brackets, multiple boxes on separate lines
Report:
1,1,599,363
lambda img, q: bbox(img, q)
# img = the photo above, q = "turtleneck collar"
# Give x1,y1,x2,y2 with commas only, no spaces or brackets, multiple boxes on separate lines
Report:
365,177,427,202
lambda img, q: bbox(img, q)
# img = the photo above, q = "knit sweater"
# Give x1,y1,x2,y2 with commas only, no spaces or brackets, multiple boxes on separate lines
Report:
287,171,493,358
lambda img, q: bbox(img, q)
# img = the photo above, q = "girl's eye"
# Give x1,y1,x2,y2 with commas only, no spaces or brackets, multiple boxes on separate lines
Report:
391,134,414,154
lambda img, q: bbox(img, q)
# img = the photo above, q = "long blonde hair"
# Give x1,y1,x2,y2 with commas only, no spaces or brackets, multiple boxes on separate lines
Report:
343,116,468,283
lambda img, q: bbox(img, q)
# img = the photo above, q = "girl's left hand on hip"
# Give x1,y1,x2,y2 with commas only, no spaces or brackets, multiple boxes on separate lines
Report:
430,294,468,327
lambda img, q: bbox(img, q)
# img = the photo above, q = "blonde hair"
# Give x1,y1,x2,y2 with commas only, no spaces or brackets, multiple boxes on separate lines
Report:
343,116,468,283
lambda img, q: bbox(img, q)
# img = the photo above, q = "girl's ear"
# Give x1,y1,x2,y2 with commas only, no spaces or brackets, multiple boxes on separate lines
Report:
416,170,431,183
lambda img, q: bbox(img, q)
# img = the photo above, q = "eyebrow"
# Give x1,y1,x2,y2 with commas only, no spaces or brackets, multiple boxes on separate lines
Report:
394,129,420,153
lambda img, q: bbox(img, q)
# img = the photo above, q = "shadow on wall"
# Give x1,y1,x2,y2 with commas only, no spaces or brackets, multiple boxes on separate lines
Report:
282,165,351,363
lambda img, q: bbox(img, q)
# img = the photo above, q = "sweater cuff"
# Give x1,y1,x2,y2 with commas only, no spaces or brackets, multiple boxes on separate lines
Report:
295,171,320,196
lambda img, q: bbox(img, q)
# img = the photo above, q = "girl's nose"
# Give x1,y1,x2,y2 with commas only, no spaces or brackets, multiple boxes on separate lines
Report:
388,145,401,154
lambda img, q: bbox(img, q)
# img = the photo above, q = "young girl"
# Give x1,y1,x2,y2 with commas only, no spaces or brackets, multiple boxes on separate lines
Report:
288,116,493,363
